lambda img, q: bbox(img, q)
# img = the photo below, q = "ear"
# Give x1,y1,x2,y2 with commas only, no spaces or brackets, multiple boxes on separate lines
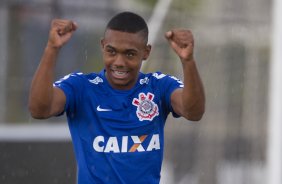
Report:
100,38,105,49
143,44,151,60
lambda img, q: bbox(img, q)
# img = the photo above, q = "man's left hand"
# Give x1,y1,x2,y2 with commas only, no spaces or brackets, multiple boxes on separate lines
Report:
165,29,194,63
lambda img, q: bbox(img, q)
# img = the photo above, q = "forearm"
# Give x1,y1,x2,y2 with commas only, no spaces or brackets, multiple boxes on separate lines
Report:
181,59,205,120
28,46,59,118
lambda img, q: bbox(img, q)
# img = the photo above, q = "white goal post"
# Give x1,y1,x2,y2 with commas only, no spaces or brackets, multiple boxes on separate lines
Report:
267,0,282,183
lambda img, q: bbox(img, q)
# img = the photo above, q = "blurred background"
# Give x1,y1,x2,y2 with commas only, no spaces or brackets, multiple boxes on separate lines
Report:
0,0,279,183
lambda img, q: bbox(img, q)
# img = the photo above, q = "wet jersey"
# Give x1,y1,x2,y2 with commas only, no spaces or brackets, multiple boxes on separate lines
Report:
54,70,183,184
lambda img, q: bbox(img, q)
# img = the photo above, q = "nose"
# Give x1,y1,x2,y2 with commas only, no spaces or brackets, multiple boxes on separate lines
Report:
113,54,125,68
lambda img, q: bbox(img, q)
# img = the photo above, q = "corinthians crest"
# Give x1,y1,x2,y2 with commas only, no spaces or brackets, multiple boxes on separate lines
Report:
132,92,159,121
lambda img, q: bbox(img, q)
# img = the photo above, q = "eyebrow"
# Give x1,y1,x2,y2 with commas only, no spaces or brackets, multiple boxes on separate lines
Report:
105,45,138,53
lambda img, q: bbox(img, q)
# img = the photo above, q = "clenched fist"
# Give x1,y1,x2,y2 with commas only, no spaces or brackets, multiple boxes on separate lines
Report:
47,19,78,49
165,29,194,63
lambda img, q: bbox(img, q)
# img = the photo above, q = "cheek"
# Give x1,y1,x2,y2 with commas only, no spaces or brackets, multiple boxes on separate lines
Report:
129,61,142,72
127,58,140,67
103,60,112,72
102,54,113,65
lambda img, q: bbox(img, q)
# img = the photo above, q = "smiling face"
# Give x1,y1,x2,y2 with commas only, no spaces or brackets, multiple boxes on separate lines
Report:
101,29,151,90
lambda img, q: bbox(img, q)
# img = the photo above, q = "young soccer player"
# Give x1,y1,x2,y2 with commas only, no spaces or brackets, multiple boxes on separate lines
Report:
29,11,205,184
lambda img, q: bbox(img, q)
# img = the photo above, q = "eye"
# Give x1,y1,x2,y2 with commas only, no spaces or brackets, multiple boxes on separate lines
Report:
106,48,116,55
126,52,136,58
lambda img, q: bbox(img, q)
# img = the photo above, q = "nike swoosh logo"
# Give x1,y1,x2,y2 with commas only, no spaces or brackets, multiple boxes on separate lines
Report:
97,105,112,112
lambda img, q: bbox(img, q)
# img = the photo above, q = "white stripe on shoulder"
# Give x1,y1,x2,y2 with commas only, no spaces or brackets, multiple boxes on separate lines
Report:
152,72,166,79
54,72,84,85
88,76,103,85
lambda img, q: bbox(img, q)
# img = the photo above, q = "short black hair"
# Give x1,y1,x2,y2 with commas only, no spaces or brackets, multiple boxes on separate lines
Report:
106,12,149,43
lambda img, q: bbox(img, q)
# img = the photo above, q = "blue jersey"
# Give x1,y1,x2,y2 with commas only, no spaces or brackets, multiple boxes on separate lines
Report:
54,70,183,184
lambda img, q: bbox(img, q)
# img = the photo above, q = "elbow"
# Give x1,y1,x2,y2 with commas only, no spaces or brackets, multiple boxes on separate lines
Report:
187,98,205,121
28,103,50,119
29,112,48,120
183,105,205,122
186,112,204,121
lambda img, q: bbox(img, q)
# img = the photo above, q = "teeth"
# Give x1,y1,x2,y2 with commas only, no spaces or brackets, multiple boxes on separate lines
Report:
113,70,128,76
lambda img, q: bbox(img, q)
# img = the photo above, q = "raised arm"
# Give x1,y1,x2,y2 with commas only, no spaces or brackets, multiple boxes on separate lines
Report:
28,19,77,119
165,29,205,121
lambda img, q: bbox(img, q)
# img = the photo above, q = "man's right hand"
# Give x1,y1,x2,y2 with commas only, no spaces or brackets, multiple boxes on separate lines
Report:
47,19,78,49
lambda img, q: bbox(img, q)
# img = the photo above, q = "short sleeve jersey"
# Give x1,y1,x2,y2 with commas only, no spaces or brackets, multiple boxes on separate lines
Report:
54,70,184,184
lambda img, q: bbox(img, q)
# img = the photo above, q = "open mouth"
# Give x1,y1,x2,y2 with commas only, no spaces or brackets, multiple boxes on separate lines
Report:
111,69,129,79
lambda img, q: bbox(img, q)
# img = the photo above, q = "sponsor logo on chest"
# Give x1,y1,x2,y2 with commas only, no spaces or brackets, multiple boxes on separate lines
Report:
93,134,160,153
